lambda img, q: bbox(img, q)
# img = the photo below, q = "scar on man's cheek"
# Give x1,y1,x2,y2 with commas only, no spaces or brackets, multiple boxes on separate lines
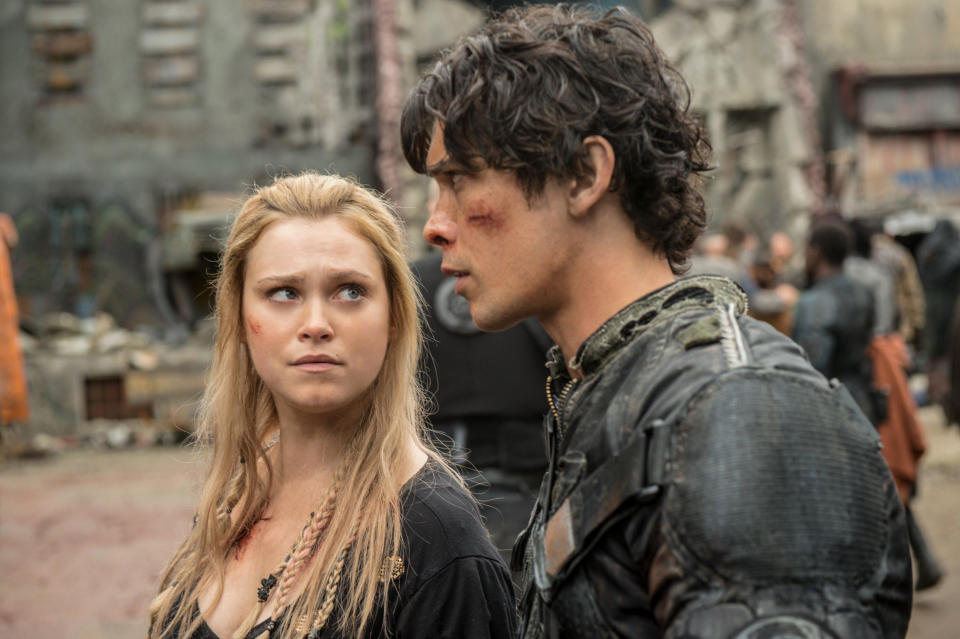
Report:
467,204,503,230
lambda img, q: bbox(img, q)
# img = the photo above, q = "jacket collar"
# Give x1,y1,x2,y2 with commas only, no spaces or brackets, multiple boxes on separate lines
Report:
546,275,748,379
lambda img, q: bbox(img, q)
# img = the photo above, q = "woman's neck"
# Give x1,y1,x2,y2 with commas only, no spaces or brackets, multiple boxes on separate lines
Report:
271,407,357,487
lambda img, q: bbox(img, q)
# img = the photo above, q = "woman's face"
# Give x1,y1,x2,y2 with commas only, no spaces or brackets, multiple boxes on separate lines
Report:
241,216,392,424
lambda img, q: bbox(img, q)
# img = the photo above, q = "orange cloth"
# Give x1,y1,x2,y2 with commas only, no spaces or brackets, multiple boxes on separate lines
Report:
868,333,925,503
0,214,29,424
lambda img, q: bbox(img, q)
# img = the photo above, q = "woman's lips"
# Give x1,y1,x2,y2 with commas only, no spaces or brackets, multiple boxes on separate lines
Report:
292,354,341,372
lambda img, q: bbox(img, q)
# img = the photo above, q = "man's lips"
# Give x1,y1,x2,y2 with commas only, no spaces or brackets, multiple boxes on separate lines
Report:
442,266,471,295
441,265,470,279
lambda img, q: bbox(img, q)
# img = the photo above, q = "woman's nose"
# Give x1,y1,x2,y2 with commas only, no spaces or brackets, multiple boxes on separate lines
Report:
299,300,334,341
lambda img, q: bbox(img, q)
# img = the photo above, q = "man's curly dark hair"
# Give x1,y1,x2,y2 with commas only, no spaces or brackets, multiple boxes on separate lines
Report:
401,4,711,274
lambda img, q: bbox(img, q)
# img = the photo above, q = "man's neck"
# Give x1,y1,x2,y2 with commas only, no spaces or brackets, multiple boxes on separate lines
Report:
539,201,676,373
814,263,841,283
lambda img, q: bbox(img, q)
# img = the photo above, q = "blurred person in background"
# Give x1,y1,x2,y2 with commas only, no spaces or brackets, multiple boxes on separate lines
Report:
916,219,960,424
793,219,878,423
0,212,29,429
849,219,942,591
403,5,911,637
871,225,925,351
413,249,551,563
149,173,514,639
688,231,746,282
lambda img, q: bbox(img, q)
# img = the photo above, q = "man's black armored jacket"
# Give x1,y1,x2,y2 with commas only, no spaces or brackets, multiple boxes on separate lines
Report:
514,276,912,638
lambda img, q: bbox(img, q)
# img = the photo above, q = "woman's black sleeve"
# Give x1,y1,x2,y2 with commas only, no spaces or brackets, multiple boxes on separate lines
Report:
393,555,516,639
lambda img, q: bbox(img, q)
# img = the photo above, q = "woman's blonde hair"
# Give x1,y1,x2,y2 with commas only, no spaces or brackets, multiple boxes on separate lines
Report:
150,172,446,638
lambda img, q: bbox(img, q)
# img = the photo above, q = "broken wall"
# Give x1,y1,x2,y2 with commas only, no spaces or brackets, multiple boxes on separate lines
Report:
650,0,822,241
0,0,378,327
799,0,960,214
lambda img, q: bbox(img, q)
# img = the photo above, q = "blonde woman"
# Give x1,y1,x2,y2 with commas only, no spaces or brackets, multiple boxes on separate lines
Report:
149,173,515,639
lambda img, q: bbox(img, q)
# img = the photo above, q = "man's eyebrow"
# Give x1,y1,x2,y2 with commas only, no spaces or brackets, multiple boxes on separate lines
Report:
426,157,448,177
426,156,459,177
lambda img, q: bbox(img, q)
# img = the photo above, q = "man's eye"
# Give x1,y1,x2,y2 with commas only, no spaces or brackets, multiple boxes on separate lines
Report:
267,287,298,302
335,285,365,302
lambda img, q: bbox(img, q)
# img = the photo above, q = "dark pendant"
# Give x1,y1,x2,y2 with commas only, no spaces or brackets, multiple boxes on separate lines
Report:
257,573,278,602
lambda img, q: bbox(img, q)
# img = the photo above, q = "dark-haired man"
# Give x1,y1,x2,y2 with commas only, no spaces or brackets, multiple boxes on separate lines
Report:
792,220,878,423
402,5,911,637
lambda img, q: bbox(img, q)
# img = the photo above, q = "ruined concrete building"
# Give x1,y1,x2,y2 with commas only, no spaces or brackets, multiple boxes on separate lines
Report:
650,0,960,238
0,0,486,439
2,0,958,439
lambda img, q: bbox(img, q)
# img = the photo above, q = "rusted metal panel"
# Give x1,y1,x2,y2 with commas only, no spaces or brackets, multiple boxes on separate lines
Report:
142,1,204,27
858,132,960,202
143,55,200,86
31,32,93,58
861,81,960,130
27,4,89,30
140,28,200,55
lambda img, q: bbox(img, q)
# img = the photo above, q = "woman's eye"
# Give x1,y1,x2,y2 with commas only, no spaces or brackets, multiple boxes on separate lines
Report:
335,285,365,302
267,287,298,302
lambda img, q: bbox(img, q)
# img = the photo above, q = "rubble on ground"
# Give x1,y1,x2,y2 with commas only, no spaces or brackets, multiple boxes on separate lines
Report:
5,311,211,461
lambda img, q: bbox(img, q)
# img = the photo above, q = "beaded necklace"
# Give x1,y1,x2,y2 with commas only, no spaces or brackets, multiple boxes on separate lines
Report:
244,465,348,639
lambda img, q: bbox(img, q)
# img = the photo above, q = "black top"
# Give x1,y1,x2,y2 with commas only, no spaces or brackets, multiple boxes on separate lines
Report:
185,464,516,639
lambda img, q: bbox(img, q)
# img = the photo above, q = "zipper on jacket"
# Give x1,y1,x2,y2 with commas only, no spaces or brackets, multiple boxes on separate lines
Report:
546,376,578,441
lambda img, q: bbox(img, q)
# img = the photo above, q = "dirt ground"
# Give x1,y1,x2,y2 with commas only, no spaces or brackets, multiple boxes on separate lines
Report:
1,406,958,638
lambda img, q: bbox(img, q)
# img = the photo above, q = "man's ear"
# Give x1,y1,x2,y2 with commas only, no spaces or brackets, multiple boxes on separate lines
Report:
568,135,616,218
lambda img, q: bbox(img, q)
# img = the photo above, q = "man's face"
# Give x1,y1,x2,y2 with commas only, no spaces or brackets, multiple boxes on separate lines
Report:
422,124,572,331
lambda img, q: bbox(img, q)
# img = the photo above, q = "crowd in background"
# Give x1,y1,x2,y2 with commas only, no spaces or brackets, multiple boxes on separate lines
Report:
690,214,960,591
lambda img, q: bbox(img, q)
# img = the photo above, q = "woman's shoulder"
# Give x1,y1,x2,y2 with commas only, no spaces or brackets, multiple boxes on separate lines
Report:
389,463,517,638
400,463,500,561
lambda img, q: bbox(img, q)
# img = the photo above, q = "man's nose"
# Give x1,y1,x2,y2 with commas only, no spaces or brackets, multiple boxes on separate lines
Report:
423,199,457,248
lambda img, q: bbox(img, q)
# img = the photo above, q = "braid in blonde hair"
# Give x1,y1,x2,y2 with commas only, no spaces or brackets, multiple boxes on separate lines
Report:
267,473,342,624
305,521,360,639
242,464,344,639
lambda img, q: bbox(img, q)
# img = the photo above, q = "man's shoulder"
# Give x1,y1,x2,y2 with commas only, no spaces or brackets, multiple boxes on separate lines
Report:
661,366,892,580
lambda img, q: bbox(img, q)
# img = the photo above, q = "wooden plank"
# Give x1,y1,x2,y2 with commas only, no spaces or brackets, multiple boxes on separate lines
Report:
31,32,93,58
27,4,89,30
253,23,306,51
143,55,200,85
254,55,297,84
125,369,206,402
147,86,199,108
142,1,204,26
251,0,310,21
41,59,88,92
140,28,200,55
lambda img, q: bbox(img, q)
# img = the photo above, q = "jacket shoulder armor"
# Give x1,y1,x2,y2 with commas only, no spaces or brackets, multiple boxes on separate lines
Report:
663,368,890,586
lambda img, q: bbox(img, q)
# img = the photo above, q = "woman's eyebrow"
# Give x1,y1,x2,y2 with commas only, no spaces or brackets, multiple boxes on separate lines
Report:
327,269,377,284
256,270,375,286
255,274,305,286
